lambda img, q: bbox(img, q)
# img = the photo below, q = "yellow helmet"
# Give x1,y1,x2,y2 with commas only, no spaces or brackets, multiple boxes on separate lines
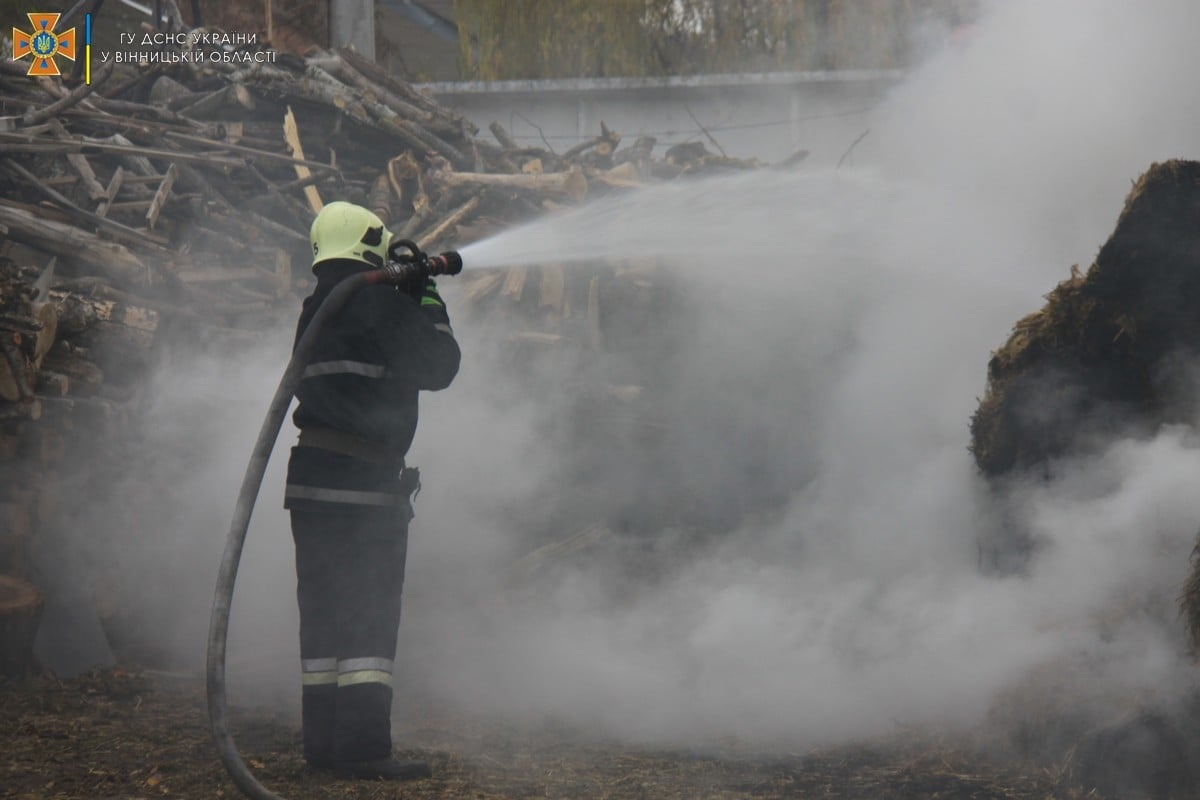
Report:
309,201,391,269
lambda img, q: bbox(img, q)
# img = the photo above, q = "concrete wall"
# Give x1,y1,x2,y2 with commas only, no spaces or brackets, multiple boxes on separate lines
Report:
416,71,904,166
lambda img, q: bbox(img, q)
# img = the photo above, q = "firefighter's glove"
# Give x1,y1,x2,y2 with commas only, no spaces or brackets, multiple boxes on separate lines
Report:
416,278,451,328
414,277,443,305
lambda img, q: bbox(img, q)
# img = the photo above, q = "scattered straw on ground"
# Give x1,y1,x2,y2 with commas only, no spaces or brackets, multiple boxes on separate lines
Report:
0,668,1112,799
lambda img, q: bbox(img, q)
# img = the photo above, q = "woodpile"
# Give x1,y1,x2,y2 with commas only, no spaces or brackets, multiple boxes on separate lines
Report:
0,23,773,667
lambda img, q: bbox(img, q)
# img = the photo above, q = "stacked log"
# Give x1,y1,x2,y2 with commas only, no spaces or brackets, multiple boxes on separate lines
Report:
0,258,154,576
0,574,43,676
1,31,763,304
0,18,777,666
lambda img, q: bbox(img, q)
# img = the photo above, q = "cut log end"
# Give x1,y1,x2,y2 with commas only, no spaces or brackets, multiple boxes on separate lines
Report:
0,574,45,676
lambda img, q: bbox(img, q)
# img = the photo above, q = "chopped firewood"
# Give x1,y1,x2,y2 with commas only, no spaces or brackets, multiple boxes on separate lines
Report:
2,159,170,251
588,162,643,190
563,121,621,163
41,346,103,395
177,84,256,118
34,371,69,397
428,166,588,202
74,321,155,384
282,106,324,215
664,141,709,165
148,75,200,108
369,173,393,224
0,205,148,288
0,338,34,403
0,27,788,618
588,275,602,351
0,399,40,421
613,135,657,170
337,46,473,137
463,270,504,308
539,264,567,315
416,195,480,251
489,121,519,150
144,164,177,231
44,119,108,202
0,574,43,676
49,292,159,336
507,331,563,345
309,51,453,139
501,266,529,300
20,61,113,127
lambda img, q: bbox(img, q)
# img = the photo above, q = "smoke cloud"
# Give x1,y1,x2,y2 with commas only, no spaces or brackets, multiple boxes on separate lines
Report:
403,0,1200,749
74,0,1200,761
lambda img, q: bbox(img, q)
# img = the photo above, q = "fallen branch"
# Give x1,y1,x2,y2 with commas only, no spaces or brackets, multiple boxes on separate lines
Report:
308,52,447,133
338,46,473,135
562,121,621,162
489,121,518,150
21,61,114,127
416,195,480,251
162,130,340,173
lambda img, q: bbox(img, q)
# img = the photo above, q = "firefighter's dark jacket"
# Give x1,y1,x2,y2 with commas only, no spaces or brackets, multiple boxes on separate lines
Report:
284,258,460,512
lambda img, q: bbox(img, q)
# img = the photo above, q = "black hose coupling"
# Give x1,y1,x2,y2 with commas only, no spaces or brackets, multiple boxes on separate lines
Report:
374,240,464,286
427,250,463,276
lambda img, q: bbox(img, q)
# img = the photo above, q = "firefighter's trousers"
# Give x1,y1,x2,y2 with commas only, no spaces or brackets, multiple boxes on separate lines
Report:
291,505,409,765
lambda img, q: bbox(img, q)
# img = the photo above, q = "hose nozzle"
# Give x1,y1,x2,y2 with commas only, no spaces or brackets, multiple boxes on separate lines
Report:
374,241,465,286
427,250,463,276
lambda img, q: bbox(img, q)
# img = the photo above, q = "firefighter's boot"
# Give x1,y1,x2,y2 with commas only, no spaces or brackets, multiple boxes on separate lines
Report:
333,757,432,781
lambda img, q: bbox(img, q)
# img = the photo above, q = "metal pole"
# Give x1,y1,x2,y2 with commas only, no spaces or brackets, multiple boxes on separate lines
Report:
329,0,376,60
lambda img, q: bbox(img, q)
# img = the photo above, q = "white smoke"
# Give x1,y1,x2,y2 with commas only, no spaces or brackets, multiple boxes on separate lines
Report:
81,0,1200,759
397,0,1200,750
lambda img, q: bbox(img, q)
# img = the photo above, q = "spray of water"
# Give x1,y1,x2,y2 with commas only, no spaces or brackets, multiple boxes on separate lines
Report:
404,0,1200,750
60,0,1200,765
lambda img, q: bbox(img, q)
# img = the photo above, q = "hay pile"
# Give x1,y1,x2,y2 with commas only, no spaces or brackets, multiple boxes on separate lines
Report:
969,159,1200,792
971,159,1200,478
968,159,1200,650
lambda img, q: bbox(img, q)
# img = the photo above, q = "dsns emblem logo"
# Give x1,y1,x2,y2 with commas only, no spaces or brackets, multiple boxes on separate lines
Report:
12,13,77,77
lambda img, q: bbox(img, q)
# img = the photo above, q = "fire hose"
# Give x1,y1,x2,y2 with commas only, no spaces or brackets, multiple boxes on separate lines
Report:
206,241,464,800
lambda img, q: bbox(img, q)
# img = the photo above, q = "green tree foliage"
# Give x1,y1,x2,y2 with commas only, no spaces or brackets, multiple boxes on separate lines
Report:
456,0,979,80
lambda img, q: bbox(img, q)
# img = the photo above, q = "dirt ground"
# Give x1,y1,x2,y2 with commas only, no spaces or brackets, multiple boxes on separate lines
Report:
0,667,1109,800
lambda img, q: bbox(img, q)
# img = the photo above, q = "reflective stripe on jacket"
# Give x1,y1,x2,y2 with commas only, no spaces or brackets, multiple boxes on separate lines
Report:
285,259,459,510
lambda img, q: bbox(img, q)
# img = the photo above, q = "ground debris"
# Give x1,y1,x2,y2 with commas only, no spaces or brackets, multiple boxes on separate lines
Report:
0,668,1107,800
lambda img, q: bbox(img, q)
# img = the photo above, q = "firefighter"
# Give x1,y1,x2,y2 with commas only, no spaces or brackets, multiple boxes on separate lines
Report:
284,201,460,780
